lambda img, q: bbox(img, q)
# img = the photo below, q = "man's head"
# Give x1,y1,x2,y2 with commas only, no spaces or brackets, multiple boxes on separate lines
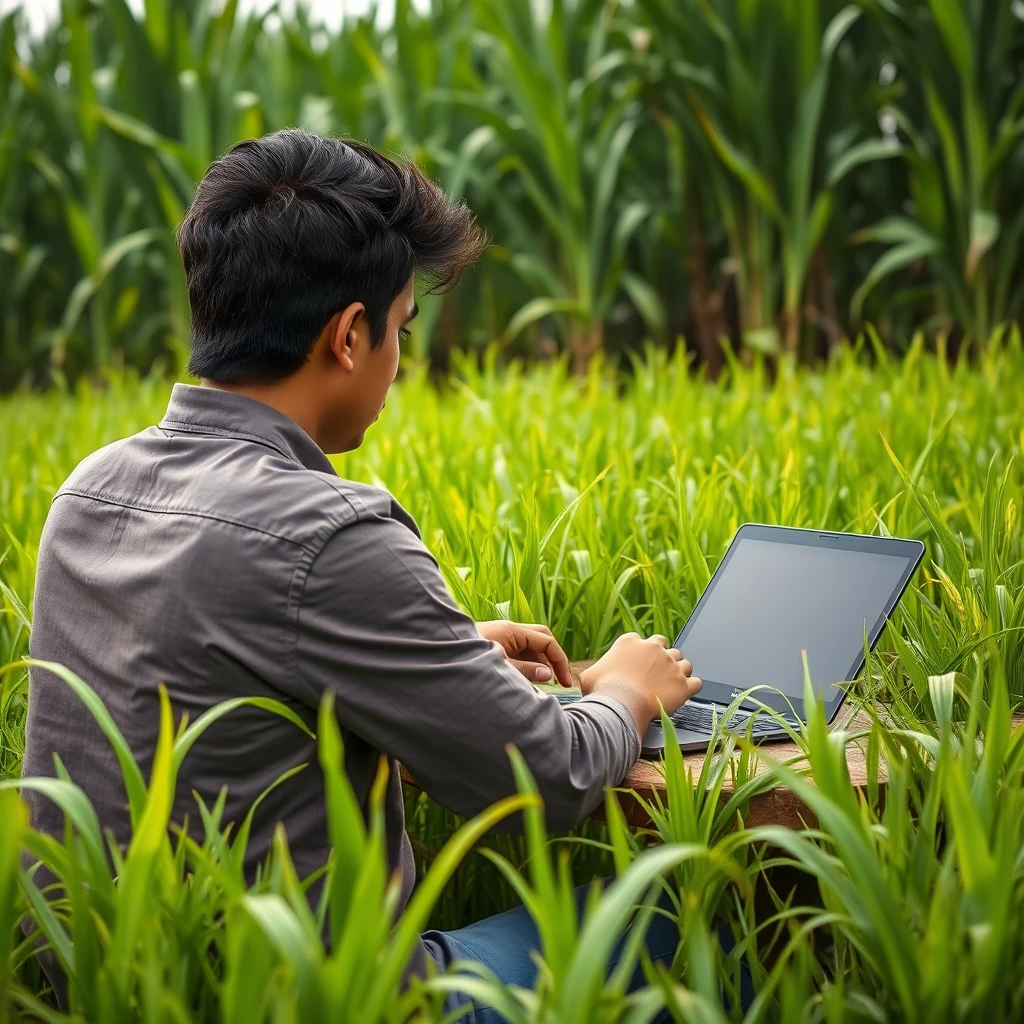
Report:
177,129,486,452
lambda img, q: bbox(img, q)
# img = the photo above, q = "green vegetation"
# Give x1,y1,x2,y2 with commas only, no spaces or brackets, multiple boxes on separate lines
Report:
2,0,1022,1017
2,335,1024,1018
1,0,1022,386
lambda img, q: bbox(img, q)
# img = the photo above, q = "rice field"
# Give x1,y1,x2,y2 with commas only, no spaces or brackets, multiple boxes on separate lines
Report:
2,333,1024,1020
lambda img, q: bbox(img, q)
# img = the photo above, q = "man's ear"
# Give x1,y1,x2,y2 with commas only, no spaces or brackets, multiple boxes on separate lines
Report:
327,302,367,372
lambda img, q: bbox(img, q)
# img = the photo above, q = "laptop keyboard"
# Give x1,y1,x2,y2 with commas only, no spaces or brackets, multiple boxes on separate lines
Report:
669,701,784,736
552,691,786,737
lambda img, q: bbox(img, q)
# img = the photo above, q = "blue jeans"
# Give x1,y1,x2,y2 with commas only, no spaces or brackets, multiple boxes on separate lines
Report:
422,881,751,1023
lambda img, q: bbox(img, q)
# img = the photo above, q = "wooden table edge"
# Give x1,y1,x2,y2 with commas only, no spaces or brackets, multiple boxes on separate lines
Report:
400,660,1023,832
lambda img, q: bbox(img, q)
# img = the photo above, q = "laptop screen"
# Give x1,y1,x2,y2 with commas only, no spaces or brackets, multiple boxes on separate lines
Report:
673,529,921,715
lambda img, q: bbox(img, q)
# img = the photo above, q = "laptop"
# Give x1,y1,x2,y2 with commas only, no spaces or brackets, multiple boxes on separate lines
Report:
556,524,924,757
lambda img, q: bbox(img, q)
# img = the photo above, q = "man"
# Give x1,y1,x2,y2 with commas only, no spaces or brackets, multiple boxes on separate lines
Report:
23,130,702,1016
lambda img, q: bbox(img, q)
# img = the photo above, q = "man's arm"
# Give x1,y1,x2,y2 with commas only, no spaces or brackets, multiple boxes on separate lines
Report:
292,516,640,830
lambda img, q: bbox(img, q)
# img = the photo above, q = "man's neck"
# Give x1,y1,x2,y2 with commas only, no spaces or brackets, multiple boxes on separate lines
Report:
201,379,320,446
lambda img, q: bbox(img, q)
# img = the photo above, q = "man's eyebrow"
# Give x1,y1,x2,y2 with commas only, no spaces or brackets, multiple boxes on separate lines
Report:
405,303,419,323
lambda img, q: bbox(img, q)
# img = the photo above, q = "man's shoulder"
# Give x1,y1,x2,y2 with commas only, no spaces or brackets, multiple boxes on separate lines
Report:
54,427,418,551
59,431,146,492
305,472,419,538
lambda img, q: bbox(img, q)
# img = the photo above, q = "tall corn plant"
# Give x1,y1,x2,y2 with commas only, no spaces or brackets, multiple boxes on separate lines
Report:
851,0,1024,339
0,0,323,384
2,4,169,379
0,0,272,381
335,0,484,360
638,0,900,356
447,0,665,371
239,0,500,362
0,11,51,386
70,0,280,363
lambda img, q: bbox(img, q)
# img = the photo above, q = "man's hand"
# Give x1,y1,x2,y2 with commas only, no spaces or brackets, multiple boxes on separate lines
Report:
579,632,701,739
476,619,573,687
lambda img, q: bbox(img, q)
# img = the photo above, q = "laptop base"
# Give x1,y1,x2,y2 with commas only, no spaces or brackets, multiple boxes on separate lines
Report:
640,719,794,759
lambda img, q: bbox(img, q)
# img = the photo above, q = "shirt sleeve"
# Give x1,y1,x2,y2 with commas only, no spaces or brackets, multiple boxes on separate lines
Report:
292,513,640,831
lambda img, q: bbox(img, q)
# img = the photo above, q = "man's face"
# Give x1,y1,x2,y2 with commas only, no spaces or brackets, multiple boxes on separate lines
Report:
324,275,417,453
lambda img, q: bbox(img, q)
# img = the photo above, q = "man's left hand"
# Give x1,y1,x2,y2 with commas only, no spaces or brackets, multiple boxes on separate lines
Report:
476,620,573,687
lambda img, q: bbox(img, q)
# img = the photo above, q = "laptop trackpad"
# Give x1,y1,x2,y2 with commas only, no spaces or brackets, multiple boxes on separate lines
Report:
640,720,710,758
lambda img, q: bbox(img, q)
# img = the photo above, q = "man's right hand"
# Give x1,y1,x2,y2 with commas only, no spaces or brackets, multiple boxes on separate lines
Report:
578,632,702,741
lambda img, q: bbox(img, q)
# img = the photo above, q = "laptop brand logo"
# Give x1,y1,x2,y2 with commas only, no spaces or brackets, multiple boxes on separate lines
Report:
731,688,741,698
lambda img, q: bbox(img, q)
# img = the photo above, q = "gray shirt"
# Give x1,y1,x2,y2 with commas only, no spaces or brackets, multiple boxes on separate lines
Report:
23,383,640,978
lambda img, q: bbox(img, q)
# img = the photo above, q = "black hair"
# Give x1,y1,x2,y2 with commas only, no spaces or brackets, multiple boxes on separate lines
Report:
177,129,486,383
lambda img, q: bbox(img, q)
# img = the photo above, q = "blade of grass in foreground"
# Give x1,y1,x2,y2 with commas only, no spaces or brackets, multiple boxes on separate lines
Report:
0,789,27,1017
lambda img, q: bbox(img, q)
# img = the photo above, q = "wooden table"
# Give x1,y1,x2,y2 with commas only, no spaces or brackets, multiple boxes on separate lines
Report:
561,660,876,829
595,711,872,830
401,660,1016,831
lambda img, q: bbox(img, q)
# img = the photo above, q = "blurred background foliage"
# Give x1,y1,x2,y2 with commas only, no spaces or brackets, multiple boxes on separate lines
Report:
0,0,1022,389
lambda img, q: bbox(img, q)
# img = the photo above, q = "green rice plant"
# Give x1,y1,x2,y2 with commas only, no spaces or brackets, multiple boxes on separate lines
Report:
0,658,306,1019
2,336,1024,1018
427,748,734,1022
604,712,769,1012
2,661,740,1022
403,783,618,931
0,662,543,1021
4,680,1014,1022
730,645,1024,1021
4,333,1024,727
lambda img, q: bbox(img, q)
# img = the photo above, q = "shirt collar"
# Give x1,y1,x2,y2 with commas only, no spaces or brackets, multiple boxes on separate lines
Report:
159,383,337,475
